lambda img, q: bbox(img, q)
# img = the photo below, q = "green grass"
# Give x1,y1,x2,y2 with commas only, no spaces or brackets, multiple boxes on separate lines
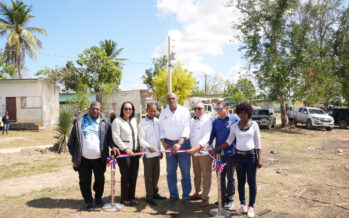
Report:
0,156,70,181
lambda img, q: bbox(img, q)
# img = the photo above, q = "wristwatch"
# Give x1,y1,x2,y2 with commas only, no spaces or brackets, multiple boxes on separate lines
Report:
178,140,183,146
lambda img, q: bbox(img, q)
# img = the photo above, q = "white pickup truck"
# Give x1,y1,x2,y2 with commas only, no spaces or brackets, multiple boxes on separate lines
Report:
294,107,334,131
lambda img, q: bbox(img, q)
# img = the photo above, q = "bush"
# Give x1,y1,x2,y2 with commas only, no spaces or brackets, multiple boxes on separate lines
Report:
53,107,74,153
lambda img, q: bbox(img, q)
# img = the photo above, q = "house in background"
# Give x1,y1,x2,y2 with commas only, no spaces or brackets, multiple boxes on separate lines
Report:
0,79,59,130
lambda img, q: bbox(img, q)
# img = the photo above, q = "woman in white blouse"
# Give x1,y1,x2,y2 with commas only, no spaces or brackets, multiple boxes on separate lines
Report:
111,101,139,206
224,102,262,218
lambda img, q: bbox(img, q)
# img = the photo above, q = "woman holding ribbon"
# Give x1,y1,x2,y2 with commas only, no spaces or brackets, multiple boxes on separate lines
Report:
223,102,262,218
111,101,140,206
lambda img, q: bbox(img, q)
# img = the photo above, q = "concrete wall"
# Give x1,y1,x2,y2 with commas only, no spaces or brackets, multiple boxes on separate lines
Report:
0,80,59,127
103,90,148,122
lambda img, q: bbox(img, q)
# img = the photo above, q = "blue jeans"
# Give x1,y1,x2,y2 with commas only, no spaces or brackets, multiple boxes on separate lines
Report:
165,139,191,199
2,124,9,135
235,150,257,207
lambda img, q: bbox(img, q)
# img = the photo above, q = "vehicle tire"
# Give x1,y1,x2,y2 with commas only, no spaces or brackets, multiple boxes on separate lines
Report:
306,119,313,130
339,120,348,129
325,127,332,131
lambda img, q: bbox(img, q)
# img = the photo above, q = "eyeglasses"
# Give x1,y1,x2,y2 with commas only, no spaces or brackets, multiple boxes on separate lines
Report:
193,107,203,111
123,108,133,111
215,108,223,112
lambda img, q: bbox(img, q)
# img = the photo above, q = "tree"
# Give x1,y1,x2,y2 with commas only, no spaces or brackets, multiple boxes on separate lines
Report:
142,55,167,91
66,79,90,114
99,39,127,68
52,107,73,154
153,62,196,105
35,67,60,84
0,50,16,79
224,78,256,104
234,0,299,127
0,0,47,78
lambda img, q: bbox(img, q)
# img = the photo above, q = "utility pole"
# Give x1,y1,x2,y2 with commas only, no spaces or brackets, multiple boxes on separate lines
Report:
205,74,207,94
168,36,172,94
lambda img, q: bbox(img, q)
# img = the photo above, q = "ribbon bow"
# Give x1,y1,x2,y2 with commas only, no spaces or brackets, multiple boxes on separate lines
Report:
107,156,117,170
213,160,227,173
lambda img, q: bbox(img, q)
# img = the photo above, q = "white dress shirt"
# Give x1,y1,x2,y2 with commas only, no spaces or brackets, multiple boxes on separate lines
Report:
190,114,213,156
225,121,262,151
159,104,191,141
139,116,161,158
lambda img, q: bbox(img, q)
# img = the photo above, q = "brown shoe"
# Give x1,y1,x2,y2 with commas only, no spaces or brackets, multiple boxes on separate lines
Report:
201,199,209,207
190,193,202,201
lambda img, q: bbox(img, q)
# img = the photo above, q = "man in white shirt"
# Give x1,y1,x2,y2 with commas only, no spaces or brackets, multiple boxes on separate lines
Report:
159,93,192,206
139,103,166,206
187,103,213,207
286,107,294,125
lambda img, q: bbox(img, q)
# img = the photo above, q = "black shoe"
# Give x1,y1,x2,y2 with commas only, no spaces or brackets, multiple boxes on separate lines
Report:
146,199,157,206
95,198,104,207
86,203,94,212
214,200,226,206
167,196,179,204
153,194,166,200
131,200,139,206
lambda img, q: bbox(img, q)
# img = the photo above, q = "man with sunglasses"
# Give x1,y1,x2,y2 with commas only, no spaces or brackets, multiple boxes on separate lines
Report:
187,103,213,207
159,93,192,206
208,101,239,210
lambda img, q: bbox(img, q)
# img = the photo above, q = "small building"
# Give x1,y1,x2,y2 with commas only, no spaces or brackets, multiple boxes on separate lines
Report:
0,79,59,129
103,89,153,122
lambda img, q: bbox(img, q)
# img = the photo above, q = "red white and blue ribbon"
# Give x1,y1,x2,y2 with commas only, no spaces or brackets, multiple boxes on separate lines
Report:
106,149,227,174
107,156,117,170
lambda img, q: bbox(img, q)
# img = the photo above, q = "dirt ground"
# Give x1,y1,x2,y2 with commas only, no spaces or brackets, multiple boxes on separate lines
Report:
0,126,348,217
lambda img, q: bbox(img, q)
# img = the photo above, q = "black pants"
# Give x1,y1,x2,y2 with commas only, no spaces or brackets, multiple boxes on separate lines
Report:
118,156,140,202
221,156,236,203
78,157,106,204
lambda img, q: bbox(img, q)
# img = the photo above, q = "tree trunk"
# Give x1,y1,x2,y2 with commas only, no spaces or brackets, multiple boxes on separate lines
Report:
279,92,287,128
323,100,329,112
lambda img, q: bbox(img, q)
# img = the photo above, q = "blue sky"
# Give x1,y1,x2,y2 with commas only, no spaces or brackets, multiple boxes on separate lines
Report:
0,0,245,90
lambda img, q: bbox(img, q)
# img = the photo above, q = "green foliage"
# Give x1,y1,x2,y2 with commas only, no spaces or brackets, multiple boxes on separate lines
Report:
35,67,60,84
0,0,47,78
224,78,256,104
54,107,73,154
142,55,167,91
99,39,127,68
153,62,196,105
0,50,16,79
66,80,90,114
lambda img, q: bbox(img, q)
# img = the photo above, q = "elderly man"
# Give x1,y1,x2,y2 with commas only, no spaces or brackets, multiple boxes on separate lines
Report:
139,103,166,206
208,101,240,211
187,103,213,207
68,101,119,212
159,93,192,206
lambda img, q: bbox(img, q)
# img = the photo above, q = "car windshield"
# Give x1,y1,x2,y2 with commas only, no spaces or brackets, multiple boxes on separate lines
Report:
309,109,325,114
253,110,269,115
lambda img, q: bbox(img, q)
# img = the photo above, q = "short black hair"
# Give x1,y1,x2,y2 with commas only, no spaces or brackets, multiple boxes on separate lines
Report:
146,102,156,110
216,101,228,107
235,102,253,119
120,101,135,120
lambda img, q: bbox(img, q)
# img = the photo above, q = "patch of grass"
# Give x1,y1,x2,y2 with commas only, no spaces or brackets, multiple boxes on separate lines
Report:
0,156,70,181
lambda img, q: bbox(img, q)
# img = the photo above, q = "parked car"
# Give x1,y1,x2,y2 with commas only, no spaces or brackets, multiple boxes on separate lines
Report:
328,108,349,129
294,107,334,131
252,109,276,130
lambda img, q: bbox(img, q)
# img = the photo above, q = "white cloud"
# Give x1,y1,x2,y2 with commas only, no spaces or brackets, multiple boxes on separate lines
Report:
154,0,242,79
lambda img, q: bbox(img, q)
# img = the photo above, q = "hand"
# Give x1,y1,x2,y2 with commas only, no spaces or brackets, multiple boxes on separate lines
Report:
187,148,196,155
163,143,170,150
160,152,163,159
257,160,263,168
125,149,134,157
148,146,157,153
112,147,120,156
171,144,180,154
208,149,215,155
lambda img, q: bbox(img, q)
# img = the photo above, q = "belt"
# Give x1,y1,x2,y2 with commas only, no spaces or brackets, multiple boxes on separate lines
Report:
165,139,179,143
236,149,255,155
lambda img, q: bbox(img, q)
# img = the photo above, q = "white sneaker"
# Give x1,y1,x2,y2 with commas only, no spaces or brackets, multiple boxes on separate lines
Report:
224,201,234,210
247,206,254,217
236,204,247,214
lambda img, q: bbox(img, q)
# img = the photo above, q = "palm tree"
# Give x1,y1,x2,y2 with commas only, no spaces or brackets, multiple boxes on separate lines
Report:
52,107,73,154
0,0,47,78
99,39,127,67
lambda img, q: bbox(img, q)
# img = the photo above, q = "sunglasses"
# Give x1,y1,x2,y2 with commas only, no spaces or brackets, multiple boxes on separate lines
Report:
215,108,223,112
123,108,133,111
193,107,203,111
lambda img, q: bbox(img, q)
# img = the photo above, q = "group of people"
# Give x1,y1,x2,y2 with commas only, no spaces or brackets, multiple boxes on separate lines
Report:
68,93,262,218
